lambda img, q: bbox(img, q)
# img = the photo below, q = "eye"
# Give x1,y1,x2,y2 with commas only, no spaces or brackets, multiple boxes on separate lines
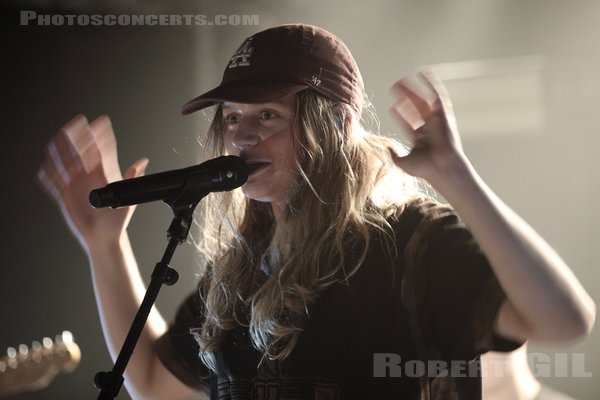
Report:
260,110,277,121
224,113,239,125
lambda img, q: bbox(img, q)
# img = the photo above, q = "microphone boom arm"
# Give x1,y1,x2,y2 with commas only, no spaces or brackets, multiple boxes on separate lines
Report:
92,158,239,399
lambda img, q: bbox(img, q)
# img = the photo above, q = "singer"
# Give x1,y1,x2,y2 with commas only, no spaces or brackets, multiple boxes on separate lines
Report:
37,24,595,400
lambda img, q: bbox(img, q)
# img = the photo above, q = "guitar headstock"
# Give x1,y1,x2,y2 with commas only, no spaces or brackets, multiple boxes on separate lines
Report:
0,331,81,398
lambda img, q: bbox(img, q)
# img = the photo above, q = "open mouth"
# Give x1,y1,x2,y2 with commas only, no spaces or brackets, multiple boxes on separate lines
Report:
246,161,270,175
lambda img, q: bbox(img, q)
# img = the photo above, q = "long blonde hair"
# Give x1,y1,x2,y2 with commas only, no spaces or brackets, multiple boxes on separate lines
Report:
193,90,428,369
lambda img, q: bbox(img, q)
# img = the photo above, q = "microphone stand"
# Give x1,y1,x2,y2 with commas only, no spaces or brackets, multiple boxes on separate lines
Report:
93,169,214,400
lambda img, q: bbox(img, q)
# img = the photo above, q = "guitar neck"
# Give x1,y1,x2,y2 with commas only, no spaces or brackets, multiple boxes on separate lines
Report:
0,331,81,398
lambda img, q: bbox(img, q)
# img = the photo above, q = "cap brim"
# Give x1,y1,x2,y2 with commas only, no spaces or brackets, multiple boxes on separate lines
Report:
181,81,309,115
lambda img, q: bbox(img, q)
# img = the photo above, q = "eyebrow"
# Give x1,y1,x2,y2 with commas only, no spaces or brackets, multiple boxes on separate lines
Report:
222,100,290,110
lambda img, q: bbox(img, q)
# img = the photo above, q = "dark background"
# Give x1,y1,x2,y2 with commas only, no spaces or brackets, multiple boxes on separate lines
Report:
1,5,207,399
2,1,599,399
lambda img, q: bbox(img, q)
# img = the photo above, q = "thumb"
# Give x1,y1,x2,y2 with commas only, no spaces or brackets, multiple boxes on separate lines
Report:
124,157,149,179
391,151,410,170
389,146,409,169
389,148,420,177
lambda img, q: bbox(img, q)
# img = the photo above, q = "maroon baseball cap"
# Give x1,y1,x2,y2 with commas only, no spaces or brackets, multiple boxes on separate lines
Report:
180,24,365,116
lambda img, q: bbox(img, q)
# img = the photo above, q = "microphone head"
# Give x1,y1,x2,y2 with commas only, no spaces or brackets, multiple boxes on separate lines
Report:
212,155,249,191
88,155,249,210
89,187,116,208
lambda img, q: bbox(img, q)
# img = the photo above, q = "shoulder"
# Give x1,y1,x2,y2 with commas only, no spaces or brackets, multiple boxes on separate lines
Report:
365,196,463,272
396,196,458,225
386,196,462,245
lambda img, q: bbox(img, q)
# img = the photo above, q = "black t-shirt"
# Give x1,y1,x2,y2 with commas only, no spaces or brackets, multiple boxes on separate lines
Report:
155,198,523,399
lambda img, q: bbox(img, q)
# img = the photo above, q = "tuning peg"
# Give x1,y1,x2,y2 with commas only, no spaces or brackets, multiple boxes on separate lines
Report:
60,331,74,344
31,341,42,363
6,347,17,369
6,347,17,359
31,341,42,352
15,344,30,367
42,337,52,350
18,344,28,356
41,337,53,359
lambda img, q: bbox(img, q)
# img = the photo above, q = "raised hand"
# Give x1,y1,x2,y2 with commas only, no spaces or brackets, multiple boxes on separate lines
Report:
389,69,467,189
37,114,148,252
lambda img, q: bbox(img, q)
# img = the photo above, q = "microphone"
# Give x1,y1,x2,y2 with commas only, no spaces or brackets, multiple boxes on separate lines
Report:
89,155,249,208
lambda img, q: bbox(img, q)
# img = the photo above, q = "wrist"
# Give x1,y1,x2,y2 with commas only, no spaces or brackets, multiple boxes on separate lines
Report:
85,231,131,260
428,152,477,196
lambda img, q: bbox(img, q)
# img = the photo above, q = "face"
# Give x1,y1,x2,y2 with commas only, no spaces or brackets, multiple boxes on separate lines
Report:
222,92,298,214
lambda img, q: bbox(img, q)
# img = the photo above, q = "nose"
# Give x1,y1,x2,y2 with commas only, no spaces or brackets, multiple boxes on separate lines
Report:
231,118,260,150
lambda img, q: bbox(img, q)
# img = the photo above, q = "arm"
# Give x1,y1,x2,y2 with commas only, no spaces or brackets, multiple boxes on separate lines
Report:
37,115,204,400
389,71,595,342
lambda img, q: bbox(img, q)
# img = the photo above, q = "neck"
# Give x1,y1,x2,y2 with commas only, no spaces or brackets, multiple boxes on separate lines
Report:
271,202,284,221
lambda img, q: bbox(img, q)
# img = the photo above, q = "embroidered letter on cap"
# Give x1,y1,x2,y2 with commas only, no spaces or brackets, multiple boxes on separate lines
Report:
229,37,254,68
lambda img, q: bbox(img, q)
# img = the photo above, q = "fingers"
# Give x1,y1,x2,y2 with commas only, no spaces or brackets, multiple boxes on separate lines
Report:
394,69,449,112
124,158,149,180
418,69,451,109
90,115,121,182
38,115,89,199
37,157,64,203
46,137,74,186
63,117,101,174
90,115,116,151
390,75,439,134
391,77,437,116
390,69,452,116
49,115,89,180
390,69,460,135
390,96,425,133
37,114,118,203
